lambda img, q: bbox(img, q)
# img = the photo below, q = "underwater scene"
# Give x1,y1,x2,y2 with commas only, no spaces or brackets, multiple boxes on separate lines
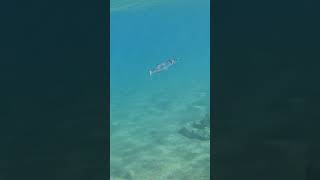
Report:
110,0,210,179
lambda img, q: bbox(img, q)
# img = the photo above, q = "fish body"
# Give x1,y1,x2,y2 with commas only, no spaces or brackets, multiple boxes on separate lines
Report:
149,58,178,76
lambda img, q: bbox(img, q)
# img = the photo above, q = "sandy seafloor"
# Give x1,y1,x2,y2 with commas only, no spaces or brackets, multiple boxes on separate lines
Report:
110,0,210,179
110,84,210,180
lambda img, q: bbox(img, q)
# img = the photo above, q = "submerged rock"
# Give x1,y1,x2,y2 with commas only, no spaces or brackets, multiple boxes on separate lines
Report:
179,113,210,140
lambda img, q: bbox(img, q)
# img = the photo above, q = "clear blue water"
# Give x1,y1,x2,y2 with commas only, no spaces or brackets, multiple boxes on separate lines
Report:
111,0,210,179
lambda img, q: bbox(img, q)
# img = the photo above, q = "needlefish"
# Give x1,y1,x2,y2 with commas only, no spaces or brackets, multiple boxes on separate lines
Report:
148,58,179,77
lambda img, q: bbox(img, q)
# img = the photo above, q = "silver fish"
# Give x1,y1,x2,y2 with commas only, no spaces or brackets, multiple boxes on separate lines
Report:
149,58,179,77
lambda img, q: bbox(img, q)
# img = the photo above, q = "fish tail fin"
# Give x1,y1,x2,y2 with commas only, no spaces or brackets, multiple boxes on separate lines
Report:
149,70,152,77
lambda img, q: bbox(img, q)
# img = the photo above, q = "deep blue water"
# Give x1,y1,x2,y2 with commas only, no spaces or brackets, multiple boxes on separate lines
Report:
111,0,210,92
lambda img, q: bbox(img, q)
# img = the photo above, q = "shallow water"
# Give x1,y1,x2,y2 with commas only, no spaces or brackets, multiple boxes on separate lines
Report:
110,0,210,179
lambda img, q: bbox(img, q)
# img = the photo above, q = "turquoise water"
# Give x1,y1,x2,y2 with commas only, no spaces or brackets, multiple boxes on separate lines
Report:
110,0,210,179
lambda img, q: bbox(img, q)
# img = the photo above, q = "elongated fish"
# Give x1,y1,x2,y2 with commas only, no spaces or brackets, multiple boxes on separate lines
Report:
149,58,178,77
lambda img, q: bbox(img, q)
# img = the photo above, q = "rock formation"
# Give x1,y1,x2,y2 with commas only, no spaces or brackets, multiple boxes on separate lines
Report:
179,113,210,140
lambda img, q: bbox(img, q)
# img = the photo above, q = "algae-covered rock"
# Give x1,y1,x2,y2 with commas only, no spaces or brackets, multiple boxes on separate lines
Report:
179,113,210,140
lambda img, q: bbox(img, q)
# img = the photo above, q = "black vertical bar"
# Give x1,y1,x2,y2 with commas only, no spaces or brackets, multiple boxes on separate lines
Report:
212,0,320,179
0,0,109,179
